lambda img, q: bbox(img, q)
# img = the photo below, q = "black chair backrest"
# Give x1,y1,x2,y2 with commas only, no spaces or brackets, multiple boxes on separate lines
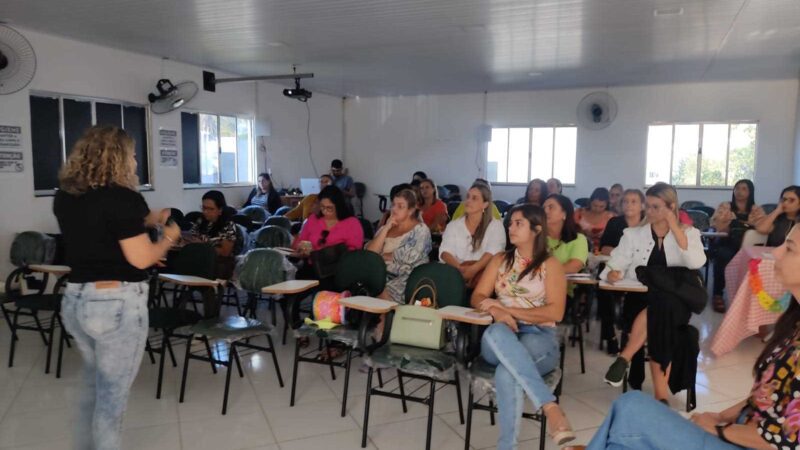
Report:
167,243,216,279
437,185,450,201
762,203,778,215
169,208,185,224
355,182,367,199
494,200,511,217
694,205,715,217
184,211,203,230
681,200,705,210
443,184,461,202
574,197,589,208
447,201,461,218
686,209,710,231
359,218,375,241
231,214,252,229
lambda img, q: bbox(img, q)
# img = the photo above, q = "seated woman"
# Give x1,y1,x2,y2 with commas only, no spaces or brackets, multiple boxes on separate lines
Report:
547,178,562,195
419,178,449,232
284,174,333,221
709,179,764,312
600,183,706,403
567,224,800,450
292,185,364,276
188,190,237,278
451,179,503,220
597,189,645,354
608,183,623,216
575,187,616,251
543,194,588,274
242,173,282,214
471,203,573,448
755,185,800,247
516,178,548,206
440,182,506,288
411,171,428,183
367,188,432,303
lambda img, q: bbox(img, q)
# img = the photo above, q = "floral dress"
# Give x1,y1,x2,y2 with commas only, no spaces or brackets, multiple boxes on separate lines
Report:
494,250,554,327
384,223,432,303
744,327,800,448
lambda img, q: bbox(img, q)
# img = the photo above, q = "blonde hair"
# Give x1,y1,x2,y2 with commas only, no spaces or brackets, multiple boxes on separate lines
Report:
644,182,680,222
59,126,139,195
468,183,494,251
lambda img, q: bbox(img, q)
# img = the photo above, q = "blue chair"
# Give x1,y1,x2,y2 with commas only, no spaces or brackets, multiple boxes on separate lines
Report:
240,205,269,224
274,205,291,216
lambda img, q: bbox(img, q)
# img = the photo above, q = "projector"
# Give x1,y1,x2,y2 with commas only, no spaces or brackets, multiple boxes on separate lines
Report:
283,87,312,102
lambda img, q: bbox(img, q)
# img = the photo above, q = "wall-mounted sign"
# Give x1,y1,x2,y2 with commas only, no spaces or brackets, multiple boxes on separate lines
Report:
0,125,23,173
159,128,178,167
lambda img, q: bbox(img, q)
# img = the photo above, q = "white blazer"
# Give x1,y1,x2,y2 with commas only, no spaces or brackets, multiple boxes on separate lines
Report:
599,223,706,282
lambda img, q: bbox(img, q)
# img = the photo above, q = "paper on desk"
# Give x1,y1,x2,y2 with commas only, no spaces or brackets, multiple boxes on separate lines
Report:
600,280,646,289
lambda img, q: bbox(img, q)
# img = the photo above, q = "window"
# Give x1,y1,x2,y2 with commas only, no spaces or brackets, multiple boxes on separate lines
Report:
30,93,150,194
486,126,577,184
181,112,254,185
645,122,757,187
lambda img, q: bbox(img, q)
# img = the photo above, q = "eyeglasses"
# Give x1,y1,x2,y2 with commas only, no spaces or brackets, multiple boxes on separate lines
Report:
318,229,330,246
320,205,335,212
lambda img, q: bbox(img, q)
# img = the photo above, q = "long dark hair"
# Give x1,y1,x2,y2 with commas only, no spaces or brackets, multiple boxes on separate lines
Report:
589,187,611,211
316,185,353,220
754,299,800,377
258,173,278,195
731,179,756,214
546,193,579,243
201,190,231,236
524,179,548,205
503,204,550,280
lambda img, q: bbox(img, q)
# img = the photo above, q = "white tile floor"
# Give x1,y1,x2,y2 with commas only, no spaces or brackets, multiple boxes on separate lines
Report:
0,301,760,450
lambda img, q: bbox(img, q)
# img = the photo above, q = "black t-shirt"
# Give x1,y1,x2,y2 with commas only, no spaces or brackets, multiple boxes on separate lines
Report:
53,186,150,283
599,215,630,249
648,228,668,267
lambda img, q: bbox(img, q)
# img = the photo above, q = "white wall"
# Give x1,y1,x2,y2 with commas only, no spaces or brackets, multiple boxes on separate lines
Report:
345,79,799,221
0,27,342,277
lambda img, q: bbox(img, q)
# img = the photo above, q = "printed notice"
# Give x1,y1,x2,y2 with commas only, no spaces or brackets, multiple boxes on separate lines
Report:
159,128,178,167
0,125,23,173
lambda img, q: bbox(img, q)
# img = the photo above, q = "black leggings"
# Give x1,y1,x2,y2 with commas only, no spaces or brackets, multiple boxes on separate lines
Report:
621,293,648,389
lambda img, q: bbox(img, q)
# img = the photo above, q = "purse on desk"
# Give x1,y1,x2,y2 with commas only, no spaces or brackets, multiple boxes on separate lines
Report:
389,278,445,350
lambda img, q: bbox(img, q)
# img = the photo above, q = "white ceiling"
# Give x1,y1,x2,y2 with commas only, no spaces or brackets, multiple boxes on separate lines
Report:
3,0,800,96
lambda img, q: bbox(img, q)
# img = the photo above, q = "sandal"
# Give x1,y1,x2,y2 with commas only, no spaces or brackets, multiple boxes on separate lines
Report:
316,346,346,362
542,403,575,446
712,295,726,313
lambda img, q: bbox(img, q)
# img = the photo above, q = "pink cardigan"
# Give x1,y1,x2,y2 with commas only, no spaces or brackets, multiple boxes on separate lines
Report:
293,215,364,252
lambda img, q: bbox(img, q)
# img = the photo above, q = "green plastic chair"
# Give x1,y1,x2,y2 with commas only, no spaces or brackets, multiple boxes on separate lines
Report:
238,249,289,336
289,250,387,417
252,225,292,249
360,263,467,450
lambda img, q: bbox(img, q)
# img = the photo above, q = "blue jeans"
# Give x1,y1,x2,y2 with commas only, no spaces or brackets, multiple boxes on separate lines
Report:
61,281,149,450
481,323,559,450
587,391,744,450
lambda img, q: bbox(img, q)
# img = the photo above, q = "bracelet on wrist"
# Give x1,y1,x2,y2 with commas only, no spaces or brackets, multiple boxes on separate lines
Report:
715,423,733,444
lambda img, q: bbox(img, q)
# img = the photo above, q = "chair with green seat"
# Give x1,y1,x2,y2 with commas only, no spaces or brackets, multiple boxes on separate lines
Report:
264,216,292,232
238,249,290,340
240,205,269,225
359,262,467,450
178,261,285,415
288,250,386,417
252,225,292,249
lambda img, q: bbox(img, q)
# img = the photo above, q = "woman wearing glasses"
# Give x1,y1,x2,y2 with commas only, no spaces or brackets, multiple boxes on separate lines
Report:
293,185,364,272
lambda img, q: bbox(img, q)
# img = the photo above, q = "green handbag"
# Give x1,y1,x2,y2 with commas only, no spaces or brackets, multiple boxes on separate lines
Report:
389,279,445,350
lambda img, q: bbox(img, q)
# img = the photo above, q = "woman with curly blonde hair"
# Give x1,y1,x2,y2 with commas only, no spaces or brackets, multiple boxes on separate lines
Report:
53,125,180,450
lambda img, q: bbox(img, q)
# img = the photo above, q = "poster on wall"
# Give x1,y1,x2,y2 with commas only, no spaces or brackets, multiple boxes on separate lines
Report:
158,128,178,167
0,125,23,173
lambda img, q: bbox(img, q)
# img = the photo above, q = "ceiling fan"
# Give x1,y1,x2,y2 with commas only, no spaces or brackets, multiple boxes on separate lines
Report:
147,78,198,114
0,25,36,95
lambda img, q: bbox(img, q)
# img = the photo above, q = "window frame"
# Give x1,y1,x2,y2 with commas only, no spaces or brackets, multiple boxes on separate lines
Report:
645,120,759,189
30,90,153,197
181,108,256,189
486,123,578,186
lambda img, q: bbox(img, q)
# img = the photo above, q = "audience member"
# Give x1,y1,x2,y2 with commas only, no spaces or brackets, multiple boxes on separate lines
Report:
418,178,448,232
471,204,573,447
755,185,800,247
242,172,282,214
608,183,624,215
440,182,506,288
516,178,548,206
188,190,238,278
547,178,563,195
575,187,616,251
600,183,706,403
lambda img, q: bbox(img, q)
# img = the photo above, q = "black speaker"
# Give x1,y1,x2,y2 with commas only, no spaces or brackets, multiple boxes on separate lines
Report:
203,71,216,92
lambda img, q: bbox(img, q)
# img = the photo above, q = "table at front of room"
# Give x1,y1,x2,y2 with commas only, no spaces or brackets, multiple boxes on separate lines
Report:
711,246,784,356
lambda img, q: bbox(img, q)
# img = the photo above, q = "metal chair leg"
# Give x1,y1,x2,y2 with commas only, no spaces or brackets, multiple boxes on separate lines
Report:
156,332,168,399
361,368,373,448
425,380,436,450
179,334,194,403
398,370,408,413
341,347,353,417
454,369,465,424
266,334,284,387
290,338,301,407
464,389,474,450
221,343,235,415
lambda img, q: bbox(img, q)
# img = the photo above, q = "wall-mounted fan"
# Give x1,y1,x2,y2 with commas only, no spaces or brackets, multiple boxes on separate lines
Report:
0,25,36,95
147,79,198,114
577,91,617,130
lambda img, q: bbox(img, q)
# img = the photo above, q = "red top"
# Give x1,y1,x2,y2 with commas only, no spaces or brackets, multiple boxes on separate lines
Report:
293,214,364,252
421,199,448,230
